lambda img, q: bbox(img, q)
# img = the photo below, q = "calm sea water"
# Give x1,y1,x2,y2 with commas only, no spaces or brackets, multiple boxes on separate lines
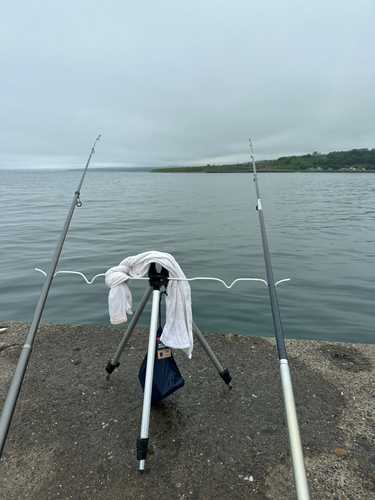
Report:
1,171,374,344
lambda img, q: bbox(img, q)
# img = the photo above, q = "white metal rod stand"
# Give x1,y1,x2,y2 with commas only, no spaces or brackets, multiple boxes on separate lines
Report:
104,263,233,470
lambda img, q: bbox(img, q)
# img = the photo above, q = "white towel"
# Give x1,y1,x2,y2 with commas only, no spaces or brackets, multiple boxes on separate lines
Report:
105,251,193,358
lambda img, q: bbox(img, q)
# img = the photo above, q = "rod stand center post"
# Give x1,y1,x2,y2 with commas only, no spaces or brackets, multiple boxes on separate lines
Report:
137,263,169,469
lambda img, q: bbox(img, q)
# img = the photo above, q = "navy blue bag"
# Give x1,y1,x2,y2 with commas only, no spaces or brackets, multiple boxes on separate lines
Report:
138,325,185,405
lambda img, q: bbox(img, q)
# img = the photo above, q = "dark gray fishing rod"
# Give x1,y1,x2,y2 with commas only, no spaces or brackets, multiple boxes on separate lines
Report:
0,135,101,458
250,140,310,499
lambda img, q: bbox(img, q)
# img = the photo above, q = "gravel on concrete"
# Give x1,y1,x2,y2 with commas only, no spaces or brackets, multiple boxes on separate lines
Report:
0,321,374,499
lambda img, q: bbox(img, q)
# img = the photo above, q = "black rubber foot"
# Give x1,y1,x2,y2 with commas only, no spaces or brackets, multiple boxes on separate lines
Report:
220,367,232,387
105,360,120,374
137,436,149,461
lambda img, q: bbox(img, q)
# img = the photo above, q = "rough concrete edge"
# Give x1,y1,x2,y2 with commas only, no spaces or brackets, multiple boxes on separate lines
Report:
263,336,375,499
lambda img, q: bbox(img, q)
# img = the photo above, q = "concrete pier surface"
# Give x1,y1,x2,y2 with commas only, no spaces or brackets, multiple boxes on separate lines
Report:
0,321,374,499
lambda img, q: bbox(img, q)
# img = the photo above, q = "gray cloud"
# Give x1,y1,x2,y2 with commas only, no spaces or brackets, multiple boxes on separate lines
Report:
1,0,374,169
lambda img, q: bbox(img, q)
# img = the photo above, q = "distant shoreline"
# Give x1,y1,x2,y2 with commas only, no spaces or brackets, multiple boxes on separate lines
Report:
2,168,374,174
151,168,375,174
152,147,375,173
2,147,374,173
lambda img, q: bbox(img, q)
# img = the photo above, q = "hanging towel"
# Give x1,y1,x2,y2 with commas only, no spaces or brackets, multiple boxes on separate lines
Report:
105,251,193,358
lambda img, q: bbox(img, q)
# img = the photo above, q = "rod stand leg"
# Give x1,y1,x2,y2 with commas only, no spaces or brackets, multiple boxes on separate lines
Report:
105,286,153,379
192,321,232,388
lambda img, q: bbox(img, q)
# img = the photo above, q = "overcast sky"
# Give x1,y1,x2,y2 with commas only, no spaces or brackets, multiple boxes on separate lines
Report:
1,0,374,169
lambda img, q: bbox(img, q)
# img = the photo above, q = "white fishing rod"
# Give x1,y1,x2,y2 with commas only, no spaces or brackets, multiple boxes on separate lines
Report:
250,140,310,499
0,135,101,458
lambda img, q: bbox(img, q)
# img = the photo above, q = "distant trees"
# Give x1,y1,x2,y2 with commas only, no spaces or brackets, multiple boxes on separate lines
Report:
324,148,375,169
151,148,375,173
260,148,375,171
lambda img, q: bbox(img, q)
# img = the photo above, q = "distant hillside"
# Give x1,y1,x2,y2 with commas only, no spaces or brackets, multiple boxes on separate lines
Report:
151,148,375,173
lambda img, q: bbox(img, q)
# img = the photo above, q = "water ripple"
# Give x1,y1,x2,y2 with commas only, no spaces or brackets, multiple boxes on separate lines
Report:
1,171,374,344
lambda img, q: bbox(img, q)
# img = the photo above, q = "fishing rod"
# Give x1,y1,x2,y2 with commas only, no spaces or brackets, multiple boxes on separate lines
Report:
250,140,310,500
0,134,101,458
